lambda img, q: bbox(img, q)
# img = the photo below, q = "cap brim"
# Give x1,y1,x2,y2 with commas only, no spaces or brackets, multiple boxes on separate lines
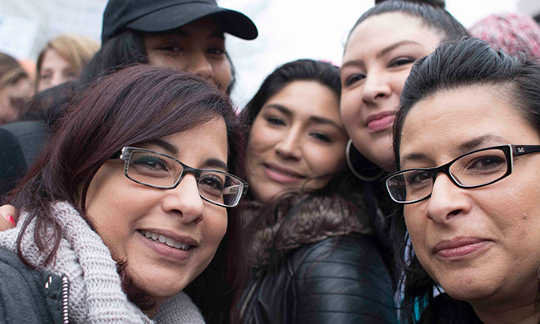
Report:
126,4,258,40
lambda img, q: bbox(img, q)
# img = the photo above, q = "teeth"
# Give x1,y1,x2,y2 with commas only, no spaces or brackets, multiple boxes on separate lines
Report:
140,231,191,250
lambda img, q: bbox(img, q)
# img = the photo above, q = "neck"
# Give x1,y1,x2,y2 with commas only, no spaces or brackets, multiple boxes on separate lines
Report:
473,300,539,324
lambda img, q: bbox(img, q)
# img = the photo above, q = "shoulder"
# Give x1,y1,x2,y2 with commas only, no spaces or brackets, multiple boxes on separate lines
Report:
292,234,387,269
289,235,398,323
0,248,59,323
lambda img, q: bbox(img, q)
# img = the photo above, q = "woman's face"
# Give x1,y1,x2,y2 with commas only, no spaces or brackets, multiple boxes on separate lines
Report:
144,17,232,93
340,12,442,171
37,48,77,92
85,117,228,303
400,84,540,310
0,77,33,124
246,80,348,203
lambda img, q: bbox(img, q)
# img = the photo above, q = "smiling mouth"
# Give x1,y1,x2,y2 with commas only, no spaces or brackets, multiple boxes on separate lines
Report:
263,164,306,184
139,230,194,251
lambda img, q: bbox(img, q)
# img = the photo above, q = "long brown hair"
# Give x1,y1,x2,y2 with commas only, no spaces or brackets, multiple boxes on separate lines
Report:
8,64,242,312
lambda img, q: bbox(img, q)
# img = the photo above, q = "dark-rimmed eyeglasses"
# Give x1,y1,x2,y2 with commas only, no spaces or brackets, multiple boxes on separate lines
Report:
115,146,248,208
386,144,540,204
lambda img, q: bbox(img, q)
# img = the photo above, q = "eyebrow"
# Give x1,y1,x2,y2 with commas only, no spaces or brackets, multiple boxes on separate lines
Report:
456,134,508,153
145,139,228,171
341,40,422,70
401,134,510,166
203,158,228,171
265,104,343,129
145,139,178,155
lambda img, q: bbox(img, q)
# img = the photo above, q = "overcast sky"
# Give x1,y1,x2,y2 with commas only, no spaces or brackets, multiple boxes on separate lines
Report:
221,0,522,108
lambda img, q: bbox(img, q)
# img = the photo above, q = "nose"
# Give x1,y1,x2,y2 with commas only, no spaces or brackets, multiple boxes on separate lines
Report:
188,51,213,82
426,173,471,223
162,174,204,224
275,127,302,161
362,71,391,105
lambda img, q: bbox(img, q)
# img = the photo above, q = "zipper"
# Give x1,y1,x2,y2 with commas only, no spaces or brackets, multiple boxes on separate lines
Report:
61,275,70,324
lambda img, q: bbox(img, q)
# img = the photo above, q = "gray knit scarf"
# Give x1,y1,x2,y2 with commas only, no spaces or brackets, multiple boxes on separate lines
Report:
0,201,205,324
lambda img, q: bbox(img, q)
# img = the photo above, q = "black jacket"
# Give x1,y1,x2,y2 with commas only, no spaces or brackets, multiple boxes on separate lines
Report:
239,234,397,324
0,248,67,323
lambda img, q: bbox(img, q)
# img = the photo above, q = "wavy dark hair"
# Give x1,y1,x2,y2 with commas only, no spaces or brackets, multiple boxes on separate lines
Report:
392,37,540,323
8,65,242,315
231,59,376,322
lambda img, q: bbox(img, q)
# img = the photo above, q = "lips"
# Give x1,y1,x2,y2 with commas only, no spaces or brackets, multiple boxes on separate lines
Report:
432,237,492,259
365,111,396,132
263,163,306,184
139,229,199,251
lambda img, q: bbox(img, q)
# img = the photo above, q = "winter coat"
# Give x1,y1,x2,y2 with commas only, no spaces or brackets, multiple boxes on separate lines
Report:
238,195,398,324
0,247,67,323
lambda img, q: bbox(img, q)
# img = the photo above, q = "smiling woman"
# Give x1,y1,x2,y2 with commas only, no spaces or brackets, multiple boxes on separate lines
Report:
0,65,247,323
389,38,540,324
232,59,397,324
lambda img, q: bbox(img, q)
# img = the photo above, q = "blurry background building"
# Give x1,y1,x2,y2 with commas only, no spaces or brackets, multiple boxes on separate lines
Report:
0,0,536,108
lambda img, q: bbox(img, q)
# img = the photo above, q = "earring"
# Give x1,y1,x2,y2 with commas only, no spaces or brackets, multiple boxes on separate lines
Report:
345,140,384,182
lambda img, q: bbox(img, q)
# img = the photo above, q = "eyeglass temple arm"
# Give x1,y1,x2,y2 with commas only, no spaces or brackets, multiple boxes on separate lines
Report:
513,144,540,156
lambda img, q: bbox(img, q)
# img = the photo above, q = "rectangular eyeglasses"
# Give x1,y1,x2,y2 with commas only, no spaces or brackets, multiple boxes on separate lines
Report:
115,146,248,208
385,144,540,204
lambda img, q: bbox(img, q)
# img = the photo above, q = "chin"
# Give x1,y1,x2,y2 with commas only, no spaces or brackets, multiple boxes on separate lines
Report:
439,275,500,303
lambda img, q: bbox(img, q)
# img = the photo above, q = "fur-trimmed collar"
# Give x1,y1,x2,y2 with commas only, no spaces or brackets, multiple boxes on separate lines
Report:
244,194,372,270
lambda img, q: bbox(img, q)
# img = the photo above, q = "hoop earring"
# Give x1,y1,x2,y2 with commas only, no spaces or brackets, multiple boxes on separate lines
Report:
345,140,384,182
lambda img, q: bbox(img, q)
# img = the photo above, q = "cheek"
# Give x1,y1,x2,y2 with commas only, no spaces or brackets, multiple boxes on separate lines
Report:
404,206,428,257
204,210,228,252
340,92,361,130
304,143,346,176
213,61,233,88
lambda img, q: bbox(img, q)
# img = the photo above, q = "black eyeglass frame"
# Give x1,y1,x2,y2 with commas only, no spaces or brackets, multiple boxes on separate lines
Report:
386,144,540,204
115,146,248,208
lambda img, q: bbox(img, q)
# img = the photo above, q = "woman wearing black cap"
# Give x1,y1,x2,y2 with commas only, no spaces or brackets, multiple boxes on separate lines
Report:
83,0,258,95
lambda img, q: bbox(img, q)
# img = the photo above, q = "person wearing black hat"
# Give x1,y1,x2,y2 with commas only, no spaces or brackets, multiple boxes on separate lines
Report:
82,0,257,96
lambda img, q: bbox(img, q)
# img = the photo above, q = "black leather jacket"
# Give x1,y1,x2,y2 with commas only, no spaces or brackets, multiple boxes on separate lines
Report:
238,234,398,324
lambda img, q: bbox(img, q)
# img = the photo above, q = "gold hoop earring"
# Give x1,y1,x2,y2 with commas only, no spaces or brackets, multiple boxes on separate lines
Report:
345,140,384,182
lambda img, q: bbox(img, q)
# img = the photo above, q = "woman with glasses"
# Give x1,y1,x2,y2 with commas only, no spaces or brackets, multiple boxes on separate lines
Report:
387,37,540,323
0,65,247,323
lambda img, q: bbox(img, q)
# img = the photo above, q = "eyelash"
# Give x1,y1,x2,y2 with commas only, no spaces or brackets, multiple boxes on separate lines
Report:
388,56,416,67
343,73,365,87
310,132,332,143
265,116,286,126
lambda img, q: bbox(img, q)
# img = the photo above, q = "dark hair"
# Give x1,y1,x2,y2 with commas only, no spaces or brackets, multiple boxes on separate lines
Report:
239,59,341,130
9,64,241,313
231,59,378,322
346,0,468,47
391,37,540,323
375,0,445,8
79,31,148,83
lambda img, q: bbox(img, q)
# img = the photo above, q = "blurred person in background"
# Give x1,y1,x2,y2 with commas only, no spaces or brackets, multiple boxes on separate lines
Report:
469,12,540,60
35,34,99,93
0,52,33,124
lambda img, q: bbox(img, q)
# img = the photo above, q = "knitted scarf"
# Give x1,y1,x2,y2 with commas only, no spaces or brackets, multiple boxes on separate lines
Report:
0,201,205,324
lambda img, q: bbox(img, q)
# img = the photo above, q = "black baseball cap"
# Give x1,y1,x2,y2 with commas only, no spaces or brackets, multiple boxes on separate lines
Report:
101,0,258,43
